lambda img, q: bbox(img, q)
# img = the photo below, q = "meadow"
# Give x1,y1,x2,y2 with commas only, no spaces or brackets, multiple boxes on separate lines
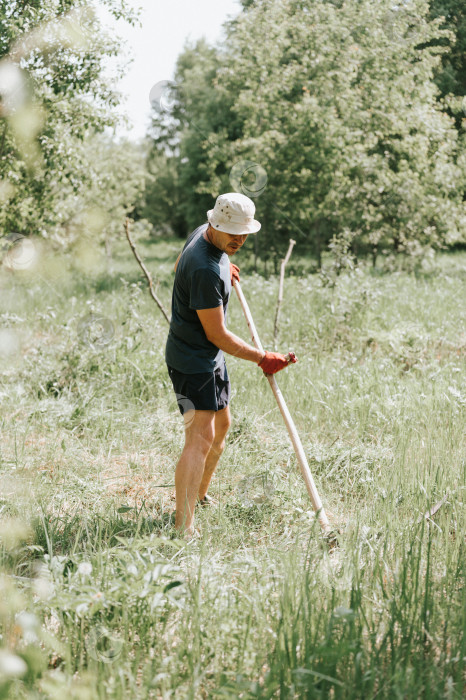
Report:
0,234,464,699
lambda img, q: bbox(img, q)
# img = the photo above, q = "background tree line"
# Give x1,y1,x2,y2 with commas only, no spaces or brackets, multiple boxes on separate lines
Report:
140,0,466,268
1,0,465,270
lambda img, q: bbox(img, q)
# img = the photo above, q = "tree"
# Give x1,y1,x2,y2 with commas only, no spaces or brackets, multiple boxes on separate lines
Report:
137,142,186,238
0,1,140,245
428,0,466,129
143,0,466,265
61,135,146,271
212,0,464,264
142,39,234,237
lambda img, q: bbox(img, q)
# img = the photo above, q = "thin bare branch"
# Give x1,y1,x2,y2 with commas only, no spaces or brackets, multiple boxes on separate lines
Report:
124,218,170,325
274,238,296,349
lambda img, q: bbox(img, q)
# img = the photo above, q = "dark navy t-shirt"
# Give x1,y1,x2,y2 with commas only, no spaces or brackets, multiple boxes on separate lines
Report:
165,224,231,374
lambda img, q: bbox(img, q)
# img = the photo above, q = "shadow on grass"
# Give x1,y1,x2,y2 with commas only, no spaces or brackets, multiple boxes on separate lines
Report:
30,503,177,558
22,500,279,566
220,501,276,529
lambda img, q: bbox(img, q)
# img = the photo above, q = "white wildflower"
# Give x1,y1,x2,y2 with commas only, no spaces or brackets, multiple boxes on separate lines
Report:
77,562,92,576
76,603,89,617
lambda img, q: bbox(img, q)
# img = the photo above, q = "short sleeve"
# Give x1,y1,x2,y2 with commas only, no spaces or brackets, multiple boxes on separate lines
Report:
189,268,223,310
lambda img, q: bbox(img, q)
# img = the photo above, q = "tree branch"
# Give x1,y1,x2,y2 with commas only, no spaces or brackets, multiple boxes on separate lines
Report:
124,218,170,325
273,238,296,349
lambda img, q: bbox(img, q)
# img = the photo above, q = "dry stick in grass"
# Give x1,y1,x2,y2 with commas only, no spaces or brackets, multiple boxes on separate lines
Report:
274,238,296,350
125,218,170,325
418,493,449,524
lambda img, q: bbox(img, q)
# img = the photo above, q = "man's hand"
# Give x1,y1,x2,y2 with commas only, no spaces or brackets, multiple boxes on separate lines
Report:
230,263,240,284
258,351,297,375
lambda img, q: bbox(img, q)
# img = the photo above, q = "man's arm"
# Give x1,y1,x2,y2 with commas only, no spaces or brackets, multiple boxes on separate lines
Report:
174,252,182,272
197,306,264,363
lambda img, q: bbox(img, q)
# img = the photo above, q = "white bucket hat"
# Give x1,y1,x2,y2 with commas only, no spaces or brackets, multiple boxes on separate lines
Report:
207,192,261,235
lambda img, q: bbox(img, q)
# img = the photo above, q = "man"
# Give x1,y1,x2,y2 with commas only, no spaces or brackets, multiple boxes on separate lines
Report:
165,192,297,536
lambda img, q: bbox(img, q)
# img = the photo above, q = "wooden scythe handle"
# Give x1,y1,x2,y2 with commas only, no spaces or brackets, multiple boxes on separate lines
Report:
233,279,331,532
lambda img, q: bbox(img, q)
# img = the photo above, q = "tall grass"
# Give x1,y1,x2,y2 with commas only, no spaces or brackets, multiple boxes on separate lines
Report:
0,237,464,698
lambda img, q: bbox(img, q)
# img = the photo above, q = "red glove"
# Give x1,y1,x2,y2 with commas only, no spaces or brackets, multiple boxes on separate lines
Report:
230,263,240,284
258,351,297,375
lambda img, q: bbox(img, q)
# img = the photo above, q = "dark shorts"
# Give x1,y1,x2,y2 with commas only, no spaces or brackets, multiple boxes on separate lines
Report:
167,361,231,415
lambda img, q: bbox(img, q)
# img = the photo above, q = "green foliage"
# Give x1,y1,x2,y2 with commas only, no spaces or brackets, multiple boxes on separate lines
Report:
138,146,186,238
59,135,147,258
143,0,466,266
429,0,466,127
0,0,143,246
142,39,231,237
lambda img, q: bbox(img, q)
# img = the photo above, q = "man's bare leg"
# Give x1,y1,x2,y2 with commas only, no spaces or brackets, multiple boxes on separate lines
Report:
198,406,231,501
174,409,214,535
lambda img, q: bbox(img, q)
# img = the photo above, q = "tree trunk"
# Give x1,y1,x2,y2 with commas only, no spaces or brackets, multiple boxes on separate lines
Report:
350,237,359,264
315,225,322,269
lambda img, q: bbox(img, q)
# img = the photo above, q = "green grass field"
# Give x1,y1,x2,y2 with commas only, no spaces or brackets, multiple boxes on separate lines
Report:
0,234,464,698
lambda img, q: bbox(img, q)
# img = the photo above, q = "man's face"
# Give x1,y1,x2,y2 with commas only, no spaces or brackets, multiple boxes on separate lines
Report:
208,225,249,256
